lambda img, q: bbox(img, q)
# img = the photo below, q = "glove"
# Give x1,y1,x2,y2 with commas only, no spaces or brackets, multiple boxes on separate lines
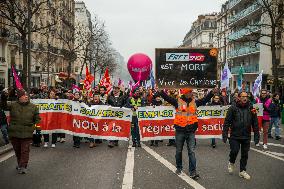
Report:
222,134,228,143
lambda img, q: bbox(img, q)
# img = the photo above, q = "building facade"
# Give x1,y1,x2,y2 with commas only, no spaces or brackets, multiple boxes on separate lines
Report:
217,0,284,92
74,1,93,82
0,17,9,87
182,13,218,48
0,0,76,88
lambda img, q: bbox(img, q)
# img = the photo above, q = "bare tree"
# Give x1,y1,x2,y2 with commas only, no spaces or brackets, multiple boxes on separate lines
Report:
229,0,284,92
76,15,118,84
56,20,95,87
0,0,60,89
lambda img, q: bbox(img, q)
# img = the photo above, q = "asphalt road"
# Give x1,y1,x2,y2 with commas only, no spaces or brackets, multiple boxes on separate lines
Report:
0,136,284,189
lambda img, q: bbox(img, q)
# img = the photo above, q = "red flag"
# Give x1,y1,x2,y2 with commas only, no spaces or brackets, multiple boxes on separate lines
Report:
84,66,94,91
12,65,23,90
99,67,112,94
88,90,93,97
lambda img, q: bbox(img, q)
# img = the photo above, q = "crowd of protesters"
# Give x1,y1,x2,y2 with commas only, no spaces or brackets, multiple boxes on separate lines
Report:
0,84,283,148
0,83,283,177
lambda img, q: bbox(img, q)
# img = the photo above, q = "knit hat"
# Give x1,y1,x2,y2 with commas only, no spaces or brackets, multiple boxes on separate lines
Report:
180,88,193,95
17,89,27,98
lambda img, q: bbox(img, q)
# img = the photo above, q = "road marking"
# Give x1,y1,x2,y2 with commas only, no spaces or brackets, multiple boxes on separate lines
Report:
122,142,135,189
142,143,206,189
0,151,15,163
266,151,284,157
264,142,284,148
251,141,284,148
250,147,284,162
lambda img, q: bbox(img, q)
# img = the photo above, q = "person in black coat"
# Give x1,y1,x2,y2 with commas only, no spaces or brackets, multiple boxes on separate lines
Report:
87,93,104,148
207,94,223,148
0,107,9,144
222,91,260,180
150,93,163,147
269,93,282,140
73,91,83,148
107,86,127,147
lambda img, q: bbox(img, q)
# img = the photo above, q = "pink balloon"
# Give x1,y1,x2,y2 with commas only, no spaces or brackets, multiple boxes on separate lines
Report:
127,53,152,81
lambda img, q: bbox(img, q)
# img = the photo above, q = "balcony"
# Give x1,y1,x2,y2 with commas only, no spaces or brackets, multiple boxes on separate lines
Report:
228,0,242,9
228,23,260,41
231,64,259,74
228,3,260,25
0,27,10,38
8,34,21,44
228,44,260,58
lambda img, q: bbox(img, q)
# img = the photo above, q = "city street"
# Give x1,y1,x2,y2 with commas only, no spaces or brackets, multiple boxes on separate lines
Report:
0,0,284,189
0,136,283,189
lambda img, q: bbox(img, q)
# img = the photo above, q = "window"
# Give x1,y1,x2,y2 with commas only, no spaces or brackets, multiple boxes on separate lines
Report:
209,33,214,43
278,3,283,14
277,31,282,40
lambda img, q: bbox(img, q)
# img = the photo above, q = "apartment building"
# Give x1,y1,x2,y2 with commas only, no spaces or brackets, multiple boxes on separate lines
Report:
217,0,284,92
0,0,75,88
182,13,218,48
0,17,9,87
74,1,93,82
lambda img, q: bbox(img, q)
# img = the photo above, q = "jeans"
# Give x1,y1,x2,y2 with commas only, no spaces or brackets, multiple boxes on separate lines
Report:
168,139,175,144
73,136,81,146
131,116,140,144
175,131,196,174
211,138,216,145
1,124,9,144
32,130,41,145
43,133,57,144
229,138,250,172
269,117,281,137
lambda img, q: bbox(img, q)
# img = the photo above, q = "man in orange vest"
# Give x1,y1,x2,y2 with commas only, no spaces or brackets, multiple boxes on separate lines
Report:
160,87,216,180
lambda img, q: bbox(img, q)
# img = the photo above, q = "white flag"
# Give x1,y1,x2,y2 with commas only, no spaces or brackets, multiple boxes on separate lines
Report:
220,62,232,89
252,70,263,97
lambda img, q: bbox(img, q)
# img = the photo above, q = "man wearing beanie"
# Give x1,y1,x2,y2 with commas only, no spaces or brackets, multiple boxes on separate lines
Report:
222,91,260,180
1,89,41,174
160,87,217,180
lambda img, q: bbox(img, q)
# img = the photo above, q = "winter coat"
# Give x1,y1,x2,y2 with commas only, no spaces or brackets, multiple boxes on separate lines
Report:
222,101,259,141
207,101,222,106
4,101,41,139
270,99,281,118
0,108,8,126
220,96,229,105
100,94,107,104
256,97,272,121
107,91,127,107
152,99,163,106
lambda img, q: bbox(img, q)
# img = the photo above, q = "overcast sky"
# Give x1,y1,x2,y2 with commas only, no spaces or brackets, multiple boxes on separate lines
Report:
82,0,226,63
